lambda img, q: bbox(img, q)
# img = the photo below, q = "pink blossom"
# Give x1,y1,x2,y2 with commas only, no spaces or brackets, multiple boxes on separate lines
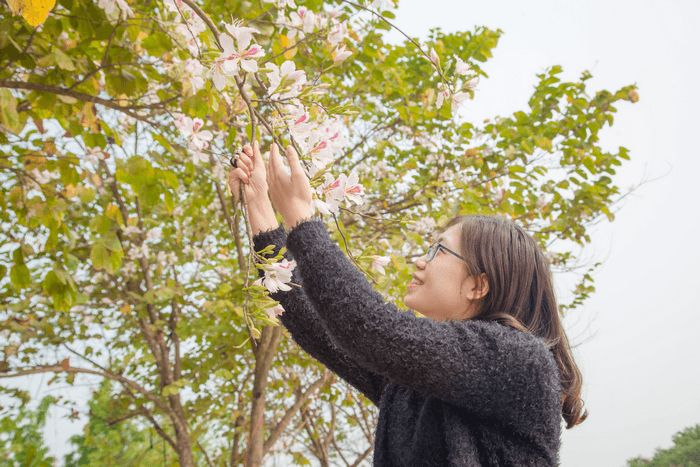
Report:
370,256,391,275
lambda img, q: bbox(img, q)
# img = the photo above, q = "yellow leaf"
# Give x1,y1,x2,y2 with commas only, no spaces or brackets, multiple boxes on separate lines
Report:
62,184,80,198
280,35,297,59
120,304,132,315
7,0,57,27
80,103,100,133
106,203,119,219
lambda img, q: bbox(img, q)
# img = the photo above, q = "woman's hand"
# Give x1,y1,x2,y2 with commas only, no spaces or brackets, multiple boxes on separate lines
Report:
227,141,268,204
228,141,279,235
267,143,312,229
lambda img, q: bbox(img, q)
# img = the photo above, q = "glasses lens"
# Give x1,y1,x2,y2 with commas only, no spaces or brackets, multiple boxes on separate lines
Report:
427,243,437,262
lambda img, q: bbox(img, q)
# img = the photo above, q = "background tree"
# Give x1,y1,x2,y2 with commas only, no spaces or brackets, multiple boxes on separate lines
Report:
0,0,638,465
0,394,55,466
625,424,700,467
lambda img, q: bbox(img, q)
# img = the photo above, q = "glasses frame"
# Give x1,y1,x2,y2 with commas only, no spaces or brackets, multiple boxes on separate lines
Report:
426,242,465,262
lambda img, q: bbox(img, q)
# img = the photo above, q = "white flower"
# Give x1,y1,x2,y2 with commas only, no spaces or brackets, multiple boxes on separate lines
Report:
463,76,479,91
265,304,285,319
254,259,296,293
332,44,352,66
30,169,60,185
172,206,184,217
175,116,213,154
310,197,336,215
209,22,264,91
288,7,316,40
122,225,142,236
145,229,162,241
429,47,440,67
263,0,296,8
193,247,205,261
338,172,364,205
265,60,306,99
184,59,206,92
454,56,474,76
122,261,137,276
98,0,133,20
192,151,208,165
411,216,436,234
370,256,391,275
327,19,347,46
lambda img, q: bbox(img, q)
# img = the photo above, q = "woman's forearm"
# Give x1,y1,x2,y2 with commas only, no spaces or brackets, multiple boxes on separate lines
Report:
248,198,279,235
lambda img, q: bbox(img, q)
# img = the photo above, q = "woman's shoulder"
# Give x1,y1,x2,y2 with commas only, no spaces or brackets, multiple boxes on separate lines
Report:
451,319,559,380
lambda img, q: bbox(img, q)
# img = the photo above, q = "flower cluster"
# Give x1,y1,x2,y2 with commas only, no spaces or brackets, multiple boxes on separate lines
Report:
164,0,207,54
174,115,213,164
210,21,265,91
254,259,296,293
311,172,364,215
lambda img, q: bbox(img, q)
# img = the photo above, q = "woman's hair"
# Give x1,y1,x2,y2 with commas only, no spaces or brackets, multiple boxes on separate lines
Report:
441,215,588,429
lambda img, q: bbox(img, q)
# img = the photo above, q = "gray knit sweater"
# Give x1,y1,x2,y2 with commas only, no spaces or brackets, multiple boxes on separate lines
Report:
253,220,562,467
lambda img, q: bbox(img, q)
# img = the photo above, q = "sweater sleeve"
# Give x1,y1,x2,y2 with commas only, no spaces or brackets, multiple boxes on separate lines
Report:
285,220,562,427
252,224,387,406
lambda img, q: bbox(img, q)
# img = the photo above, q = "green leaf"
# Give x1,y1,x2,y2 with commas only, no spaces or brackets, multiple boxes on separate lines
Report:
90,243,109,270
0,89,22,134
10,264,31,289
54,49,75,71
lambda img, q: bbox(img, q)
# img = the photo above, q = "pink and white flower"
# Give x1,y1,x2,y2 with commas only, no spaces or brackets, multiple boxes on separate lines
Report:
429,47,440,67
210,24,264,91
338,172,364,205
370,256,391,275
266,304,285,319
184,59,206,92
254,259,296,293
288,7,317,40
454,56,474,76
332,44,352,66
98,0,133,20
327,19,348,46
263,0,296,8
265,60,307,99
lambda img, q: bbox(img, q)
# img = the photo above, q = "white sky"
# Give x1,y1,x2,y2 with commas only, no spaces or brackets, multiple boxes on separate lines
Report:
6,0,700,465
384,0,700,465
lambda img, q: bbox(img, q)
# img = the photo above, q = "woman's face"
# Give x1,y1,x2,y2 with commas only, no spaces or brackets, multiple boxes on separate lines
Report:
403,224,485,322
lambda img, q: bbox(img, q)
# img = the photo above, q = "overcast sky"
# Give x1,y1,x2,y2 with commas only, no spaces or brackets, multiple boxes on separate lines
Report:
7,0,700,465
383,0,700,465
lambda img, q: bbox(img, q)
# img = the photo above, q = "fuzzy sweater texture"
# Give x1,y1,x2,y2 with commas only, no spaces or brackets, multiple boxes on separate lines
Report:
253,220,563,467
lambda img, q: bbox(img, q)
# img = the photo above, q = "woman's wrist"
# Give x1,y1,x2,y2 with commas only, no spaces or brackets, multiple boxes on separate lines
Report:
284,206,314,230
248,197,279,236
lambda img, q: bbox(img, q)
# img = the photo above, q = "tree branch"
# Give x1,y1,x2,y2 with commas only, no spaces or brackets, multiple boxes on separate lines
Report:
263,370,328,454
0,364,176,419
0,79,163,124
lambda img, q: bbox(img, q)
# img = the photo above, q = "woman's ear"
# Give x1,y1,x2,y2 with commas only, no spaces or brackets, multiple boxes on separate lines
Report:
465,273,489,300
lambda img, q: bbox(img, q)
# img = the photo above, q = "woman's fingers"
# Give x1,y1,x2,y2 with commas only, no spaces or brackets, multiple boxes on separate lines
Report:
284,145,302,177
269,143,285,180
252,141,265,174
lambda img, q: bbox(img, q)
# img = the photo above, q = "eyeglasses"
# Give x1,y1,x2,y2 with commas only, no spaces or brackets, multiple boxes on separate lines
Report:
426,242,465,262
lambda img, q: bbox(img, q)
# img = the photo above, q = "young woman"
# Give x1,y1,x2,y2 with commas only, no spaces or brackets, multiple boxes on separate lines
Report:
228,141,587,467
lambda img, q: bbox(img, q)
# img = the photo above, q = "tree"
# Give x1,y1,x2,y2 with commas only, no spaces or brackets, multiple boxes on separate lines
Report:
626,424,700,467
64,379,187,466
0,0,638,465
0,395,55,466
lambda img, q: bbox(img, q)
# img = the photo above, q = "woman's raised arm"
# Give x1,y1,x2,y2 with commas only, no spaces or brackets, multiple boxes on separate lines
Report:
229,142,387,405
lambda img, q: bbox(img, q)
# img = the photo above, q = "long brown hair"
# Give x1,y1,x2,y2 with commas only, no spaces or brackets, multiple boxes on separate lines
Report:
441,215,588,429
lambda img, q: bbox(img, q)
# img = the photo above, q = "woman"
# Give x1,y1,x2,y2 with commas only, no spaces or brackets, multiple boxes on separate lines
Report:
228,141,587,467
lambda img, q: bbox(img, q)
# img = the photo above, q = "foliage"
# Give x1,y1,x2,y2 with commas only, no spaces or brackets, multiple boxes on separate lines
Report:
0,0,637,465
626,424,700,467
0,395,55,466
64,379,185,466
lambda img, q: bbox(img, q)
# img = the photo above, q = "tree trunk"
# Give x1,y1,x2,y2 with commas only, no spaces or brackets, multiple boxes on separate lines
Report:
245,325,282,467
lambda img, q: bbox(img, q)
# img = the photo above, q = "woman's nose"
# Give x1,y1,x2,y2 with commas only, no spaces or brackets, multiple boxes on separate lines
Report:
415,254,427,269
